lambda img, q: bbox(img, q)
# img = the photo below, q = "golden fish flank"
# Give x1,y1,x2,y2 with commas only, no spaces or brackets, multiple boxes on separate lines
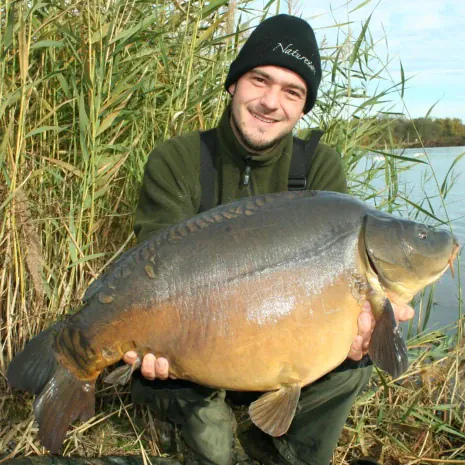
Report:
7,191,459,454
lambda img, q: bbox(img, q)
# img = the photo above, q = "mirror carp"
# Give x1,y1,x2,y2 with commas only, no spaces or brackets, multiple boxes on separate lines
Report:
7,191,460,453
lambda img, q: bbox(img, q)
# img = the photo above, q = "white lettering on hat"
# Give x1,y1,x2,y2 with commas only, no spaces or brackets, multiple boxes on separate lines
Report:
273,43,316,74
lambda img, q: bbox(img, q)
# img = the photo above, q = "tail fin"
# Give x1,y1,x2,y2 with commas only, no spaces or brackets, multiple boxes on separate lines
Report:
34,365,95,453
7,322,96,453
7,321,65,394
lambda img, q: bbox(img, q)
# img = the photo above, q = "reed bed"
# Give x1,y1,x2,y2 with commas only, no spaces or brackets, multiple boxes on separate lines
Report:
0,0,463,463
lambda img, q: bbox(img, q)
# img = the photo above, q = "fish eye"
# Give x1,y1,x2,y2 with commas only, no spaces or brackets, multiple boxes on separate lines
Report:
418,231,428,240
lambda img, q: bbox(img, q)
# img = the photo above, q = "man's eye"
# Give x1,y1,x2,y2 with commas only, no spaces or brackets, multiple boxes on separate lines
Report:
253,77,265,83
287,90,300,98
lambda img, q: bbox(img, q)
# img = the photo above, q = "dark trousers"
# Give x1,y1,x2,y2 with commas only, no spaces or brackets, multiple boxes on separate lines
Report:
131,358,372,465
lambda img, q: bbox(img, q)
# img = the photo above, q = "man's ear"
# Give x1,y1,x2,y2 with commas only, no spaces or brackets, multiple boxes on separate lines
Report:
228,82,236,96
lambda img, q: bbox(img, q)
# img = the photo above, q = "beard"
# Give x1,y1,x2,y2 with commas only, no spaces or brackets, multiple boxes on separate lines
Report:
231,108,284,152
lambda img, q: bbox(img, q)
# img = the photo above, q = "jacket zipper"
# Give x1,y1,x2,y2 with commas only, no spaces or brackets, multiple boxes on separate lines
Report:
242,156,255,195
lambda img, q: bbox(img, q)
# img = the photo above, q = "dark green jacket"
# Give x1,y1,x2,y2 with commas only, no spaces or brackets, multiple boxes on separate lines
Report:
135,107,348,242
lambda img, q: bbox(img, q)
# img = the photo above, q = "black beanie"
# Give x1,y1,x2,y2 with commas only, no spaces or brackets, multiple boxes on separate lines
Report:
225,15,322,114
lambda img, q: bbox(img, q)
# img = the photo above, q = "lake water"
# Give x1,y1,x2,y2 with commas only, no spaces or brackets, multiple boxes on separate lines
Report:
358,146,465,332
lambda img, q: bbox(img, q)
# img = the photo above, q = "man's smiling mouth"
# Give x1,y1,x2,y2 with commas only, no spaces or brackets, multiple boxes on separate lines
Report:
250,111,277,124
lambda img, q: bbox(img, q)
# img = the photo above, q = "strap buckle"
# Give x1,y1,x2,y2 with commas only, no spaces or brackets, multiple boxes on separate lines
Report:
287,177,307,191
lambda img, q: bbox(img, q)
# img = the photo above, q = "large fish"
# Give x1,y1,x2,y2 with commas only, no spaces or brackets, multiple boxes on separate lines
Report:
7,191,459,453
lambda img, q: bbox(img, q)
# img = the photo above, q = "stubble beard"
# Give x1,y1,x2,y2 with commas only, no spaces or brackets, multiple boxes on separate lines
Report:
231,108,285,152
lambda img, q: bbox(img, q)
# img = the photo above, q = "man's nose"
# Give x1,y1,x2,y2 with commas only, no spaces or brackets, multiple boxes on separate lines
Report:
259,87,280,110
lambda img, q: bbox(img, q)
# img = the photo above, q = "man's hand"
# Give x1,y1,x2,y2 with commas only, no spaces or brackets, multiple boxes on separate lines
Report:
123,351,174,380
347,301,415,361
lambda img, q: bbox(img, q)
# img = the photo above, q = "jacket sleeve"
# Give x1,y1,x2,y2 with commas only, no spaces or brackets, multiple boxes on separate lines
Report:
306,142,348,194
134,132,201,243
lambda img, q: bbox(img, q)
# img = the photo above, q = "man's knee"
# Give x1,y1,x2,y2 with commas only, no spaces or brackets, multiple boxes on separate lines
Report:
274,363,373,465
133,378,235,465
131,374,219,425
182,390,235,465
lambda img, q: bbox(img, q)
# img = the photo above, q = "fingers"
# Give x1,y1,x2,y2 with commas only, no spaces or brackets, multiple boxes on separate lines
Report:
123,350,138,365
123,351,171,380
359,304,375,349
394,303,415,322
140,354,170,380
347,301,414,362
153,357,170,380
347,301,376,361
348,335,364,361
140,353,157,380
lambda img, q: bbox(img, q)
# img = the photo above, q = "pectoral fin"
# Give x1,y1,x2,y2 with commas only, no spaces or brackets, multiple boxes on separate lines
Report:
248,383,301,437
368,298,409,378
103,356,141,386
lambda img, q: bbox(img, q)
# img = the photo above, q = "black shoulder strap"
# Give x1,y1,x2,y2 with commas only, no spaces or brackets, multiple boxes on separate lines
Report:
199,129,218,213
288,129,324,191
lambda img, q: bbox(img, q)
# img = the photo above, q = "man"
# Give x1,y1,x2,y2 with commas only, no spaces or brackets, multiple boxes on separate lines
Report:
124,14,414,465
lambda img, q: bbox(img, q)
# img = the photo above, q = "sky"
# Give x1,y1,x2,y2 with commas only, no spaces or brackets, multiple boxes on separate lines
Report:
249,0,465,121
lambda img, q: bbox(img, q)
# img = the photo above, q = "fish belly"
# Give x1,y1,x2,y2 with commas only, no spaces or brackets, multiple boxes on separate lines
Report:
175,272,361,390
98,269,362,392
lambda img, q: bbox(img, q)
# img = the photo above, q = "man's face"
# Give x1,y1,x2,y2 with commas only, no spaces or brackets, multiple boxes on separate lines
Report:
228,66,307,152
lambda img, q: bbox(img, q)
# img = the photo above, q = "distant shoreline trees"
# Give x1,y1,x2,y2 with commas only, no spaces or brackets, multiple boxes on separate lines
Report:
359,117,465,148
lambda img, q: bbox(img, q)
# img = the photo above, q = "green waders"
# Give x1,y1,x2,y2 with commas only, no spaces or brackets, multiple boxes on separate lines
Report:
131,358,373,465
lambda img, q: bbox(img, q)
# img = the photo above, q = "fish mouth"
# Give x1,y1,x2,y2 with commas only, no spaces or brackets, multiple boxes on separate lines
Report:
436,240,460,280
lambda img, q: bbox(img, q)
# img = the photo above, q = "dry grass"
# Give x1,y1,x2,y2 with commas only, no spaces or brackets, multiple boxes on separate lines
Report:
1,340,464,463
334,340,465,464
